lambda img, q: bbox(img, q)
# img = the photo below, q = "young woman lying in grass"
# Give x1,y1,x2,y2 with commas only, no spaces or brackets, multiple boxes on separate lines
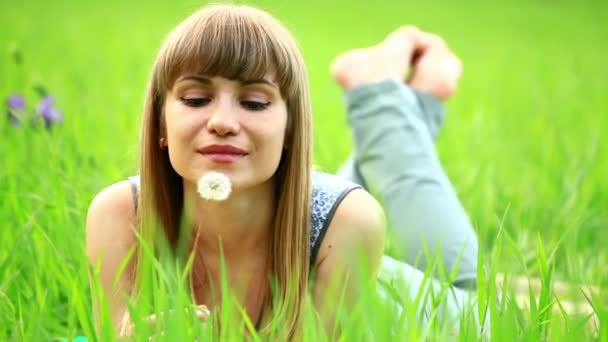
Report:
86,3,480,340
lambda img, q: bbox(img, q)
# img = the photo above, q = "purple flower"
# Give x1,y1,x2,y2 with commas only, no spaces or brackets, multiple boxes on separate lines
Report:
36,95,63,128
7,94,25,125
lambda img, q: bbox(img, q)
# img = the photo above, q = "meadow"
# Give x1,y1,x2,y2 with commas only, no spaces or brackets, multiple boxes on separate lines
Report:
1,0,606,340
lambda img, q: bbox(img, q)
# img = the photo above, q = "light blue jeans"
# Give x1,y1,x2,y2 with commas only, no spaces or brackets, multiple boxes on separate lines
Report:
337,79,484,333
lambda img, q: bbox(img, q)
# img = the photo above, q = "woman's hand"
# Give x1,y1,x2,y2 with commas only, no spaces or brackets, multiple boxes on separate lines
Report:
119,305,211,338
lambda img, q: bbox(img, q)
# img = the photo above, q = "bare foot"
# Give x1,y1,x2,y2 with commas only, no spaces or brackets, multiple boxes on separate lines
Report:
408,33,463,101
331,27,463,101
330,26,422,91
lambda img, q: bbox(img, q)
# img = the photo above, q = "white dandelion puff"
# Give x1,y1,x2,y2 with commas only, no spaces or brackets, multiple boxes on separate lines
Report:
197,171,232,201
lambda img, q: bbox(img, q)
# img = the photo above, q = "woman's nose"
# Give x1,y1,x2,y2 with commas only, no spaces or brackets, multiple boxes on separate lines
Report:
206,100,240,137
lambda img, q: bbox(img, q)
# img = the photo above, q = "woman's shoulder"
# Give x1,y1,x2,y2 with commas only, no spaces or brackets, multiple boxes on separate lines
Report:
310,174,386,287
310,172,361,249
312,171,357,190
85,179,138,264
310,171,376,233
310,171,385,267
311,171,361,211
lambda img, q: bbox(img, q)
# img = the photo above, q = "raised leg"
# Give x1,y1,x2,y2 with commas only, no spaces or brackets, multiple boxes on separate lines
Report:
332,27,478,289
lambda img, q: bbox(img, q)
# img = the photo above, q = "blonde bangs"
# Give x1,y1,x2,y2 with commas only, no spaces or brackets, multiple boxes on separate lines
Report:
155,5,299,98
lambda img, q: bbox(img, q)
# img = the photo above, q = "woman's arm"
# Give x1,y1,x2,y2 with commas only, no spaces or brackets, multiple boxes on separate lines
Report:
86,181,138,336
311,188,386,336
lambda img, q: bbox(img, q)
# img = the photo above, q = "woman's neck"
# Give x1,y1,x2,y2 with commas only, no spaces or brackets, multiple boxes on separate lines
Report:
182,177,275,258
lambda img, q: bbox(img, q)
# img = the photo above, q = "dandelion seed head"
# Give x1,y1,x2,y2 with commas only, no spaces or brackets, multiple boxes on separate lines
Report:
197,171,232,201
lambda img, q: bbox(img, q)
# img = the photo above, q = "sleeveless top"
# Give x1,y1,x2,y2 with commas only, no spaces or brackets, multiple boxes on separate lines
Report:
127,171,361,266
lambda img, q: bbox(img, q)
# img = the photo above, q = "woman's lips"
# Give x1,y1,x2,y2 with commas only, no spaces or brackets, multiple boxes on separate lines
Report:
201,153,246,163
198,144,248,163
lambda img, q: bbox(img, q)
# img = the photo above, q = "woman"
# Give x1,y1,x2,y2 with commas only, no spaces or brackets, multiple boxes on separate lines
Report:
86,3,479,340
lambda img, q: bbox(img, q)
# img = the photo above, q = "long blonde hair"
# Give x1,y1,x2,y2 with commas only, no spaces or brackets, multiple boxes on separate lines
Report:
136,4,312,339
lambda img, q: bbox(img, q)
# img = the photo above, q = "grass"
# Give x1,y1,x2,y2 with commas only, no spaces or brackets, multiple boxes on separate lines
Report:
1,0,607,340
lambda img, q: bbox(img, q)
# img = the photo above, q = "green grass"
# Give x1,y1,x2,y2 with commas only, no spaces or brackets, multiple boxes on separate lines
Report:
1,0,607,340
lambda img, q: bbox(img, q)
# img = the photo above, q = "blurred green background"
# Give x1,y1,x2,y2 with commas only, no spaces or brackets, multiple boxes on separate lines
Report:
1,0,607,339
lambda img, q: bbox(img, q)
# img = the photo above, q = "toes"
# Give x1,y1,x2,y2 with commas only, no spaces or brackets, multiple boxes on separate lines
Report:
392,25,422,39
328,49,369,88
418,33,448,50
384,25,422,46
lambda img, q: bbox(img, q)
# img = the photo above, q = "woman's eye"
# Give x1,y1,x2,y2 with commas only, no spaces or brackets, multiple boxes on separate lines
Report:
181,97,210,107
241,101,270,111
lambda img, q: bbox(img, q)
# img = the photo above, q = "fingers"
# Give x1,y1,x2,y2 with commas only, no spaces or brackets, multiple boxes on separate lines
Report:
120,306,211,337
148,306,210,323
194,305,211,322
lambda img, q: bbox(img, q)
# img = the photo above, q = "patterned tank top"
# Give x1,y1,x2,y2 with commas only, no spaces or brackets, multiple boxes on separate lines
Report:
127,171,361,266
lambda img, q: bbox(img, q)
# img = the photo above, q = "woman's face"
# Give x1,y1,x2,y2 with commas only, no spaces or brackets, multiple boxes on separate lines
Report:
163,75,288,191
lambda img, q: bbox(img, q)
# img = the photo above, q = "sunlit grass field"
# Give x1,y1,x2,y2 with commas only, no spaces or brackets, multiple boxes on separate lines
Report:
1,0,607,340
